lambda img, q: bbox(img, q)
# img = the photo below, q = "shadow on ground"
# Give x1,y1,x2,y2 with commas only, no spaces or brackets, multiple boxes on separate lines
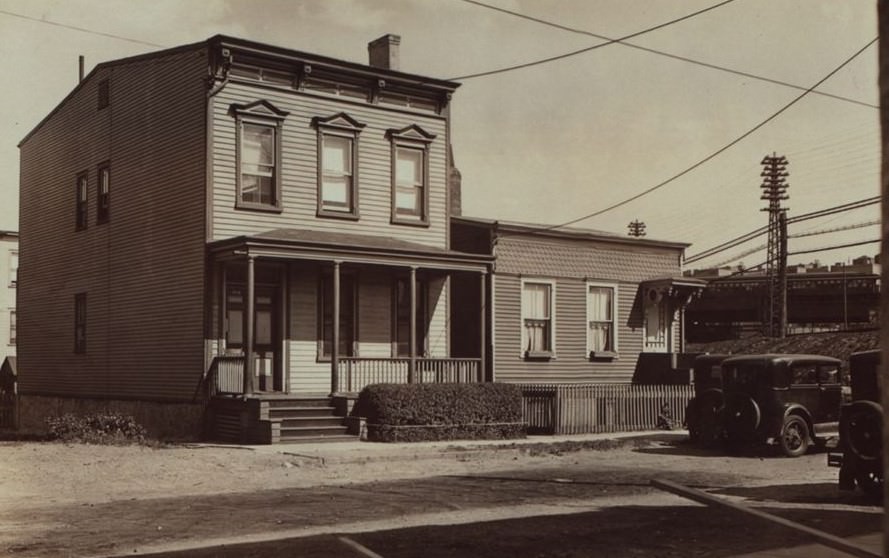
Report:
134,505,882,558
714,482,884,508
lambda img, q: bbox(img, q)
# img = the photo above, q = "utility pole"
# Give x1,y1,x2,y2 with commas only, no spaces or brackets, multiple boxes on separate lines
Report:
760,153,789,338
628,220,647,237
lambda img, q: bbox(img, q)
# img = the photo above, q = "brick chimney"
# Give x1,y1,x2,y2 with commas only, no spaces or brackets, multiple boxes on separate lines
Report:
368,34,401,71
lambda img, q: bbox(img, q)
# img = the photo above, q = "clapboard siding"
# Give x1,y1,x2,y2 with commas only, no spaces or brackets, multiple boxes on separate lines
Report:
209,82,449,249
490,234,684,384
285,264,450,393
18,47,208,400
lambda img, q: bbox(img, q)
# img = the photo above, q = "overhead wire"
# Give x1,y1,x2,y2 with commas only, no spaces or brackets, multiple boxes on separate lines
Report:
495,37,877,238
684,195,880,263
459,0,877,109
0,8,165,47
449,0,738,80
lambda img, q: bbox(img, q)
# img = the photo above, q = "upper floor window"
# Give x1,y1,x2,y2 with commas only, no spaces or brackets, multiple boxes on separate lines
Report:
74,293,87,354
312,113,365,219
97,162,110,224
522,280,554,359
230,100,289,212
8,310,15,345
76,172,88,230
8,251,17,287
97,79,110,109
387,125,436,226
587,283,617,357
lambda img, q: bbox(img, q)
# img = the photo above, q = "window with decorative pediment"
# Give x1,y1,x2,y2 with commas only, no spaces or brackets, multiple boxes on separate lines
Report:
312,113,366,219
230,100,289,211
386,124,435,226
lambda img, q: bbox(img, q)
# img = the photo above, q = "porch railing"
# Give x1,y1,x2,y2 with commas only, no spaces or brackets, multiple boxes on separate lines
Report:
208,355,482,396
338,357,482,393
209,355,245,396
519,383,694,435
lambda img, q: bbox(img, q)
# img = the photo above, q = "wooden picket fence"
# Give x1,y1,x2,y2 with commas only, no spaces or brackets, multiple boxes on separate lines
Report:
519,383,694,435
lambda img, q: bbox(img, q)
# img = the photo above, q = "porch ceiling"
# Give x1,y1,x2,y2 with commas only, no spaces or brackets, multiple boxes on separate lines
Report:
208,228,492,272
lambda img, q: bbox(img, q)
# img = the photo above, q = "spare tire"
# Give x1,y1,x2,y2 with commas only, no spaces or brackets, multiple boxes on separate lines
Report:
726,395,761,436
842,400,883,461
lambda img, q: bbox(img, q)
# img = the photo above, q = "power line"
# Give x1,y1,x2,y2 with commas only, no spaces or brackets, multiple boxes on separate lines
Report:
684,195,879,264
449,0,738,80
705,219,879,268
504,38,878,239
460,0,876,109
0,9,165,48
788,238,880,257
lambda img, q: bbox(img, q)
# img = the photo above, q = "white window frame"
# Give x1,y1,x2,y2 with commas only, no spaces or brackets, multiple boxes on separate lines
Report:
586,281,618,358
8,250,17,287
520,278,556,359
8,309,14,345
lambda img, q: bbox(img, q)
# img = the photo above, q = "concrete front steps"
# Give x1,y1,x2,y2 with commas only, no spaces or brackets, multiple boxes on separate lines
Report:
209,395,358,444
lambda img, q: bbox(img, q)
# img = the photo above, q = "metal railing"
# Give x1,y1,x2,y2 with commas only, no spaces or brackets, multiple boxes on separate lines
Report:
519,383,694,435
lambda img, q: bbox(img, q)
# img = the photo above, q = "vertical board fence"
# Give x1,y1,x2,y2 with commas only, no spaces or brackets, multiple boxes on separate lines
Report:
519,383,694,435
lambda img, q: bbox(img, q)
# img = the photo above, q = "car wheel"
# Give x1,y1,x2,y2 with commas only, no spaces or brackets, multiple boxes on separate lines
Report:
842,400,882,461
780,415,810,458
855,466,884,499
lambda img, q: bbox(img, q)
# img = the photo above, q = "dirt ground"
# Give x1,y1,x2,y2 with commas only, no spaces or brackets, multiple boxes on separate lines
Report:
0,434,883,557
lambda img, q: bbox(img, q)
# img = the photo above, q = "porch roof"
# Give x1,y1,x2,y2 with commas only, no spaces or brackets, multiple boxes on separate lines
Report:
208,228,493,272
640,276,708,306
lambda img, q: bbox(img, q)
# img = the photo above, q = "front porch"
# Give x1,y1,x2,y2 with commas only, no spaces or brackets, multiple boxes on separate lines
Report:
203,229,492,443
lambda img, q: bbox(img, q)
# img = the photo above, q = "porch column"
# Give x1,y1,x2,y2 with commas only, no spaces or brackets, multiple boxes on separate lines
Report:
479,270,487,383
331,261,341,394
408,266,417,384
243,254,256,396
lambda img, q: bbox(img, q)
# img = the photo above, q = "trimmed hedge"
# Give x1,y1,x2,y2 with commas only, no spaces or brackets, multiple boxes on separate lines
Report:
355,383,526,443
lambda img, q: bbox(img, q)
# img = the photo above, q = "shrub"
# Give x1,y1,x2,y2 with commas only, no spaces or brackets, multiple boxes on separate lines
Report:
45,413,148,445
355,383,526,442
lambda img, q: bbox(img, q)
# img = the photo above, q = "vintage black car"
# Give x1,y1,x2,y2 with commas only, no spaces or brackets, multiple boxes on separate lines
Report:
685,354,730,446
721,354,843,457
828,349,882,497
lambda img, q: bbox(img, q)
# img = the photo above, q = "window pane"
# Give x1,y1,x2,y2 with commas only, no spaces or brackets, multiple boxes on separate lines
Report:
323,136,351,174
227,309,243,346
395,188,419,213
396,148,422,184
589,323,612,352
242,124,274,166
588,287,613,321
255,310,272,345
522,283,550,319
322,176,350,205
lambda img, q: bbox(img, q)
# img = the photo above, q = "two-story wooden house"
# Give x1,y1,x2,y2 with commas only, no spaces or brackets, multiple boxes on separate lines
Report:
18,35,491,442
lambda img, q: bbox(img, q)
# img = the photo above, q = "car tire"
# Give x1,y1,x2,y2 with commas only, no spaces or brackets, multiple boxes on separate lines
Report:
779,415,810,458
841,400,882,461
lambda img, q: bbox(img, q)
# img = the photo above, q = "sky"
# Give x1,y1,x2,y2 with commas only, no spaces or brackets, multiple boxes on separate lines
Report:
0,0,880,269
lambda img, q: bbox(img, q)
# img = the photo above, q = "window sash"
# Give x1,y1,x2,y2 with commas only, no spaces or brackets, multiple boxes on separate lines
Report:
76,175,88,229
587,286,615,353
239,122,277,206
522,282,552,353
97,165,110,222
321,134,354,210
74,294,87,353
394,147,425,216
9,310,15,344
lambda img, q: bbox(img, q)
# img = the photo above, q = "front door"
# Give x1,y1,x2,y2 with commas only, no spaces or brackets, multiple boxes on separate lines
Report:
643,288,668,352
226,284,282,392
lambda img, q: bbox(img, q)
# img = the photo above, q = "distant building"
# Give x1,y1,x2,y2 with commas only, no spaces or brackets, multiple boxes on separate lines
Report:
685,257,880,340
0,232,16,362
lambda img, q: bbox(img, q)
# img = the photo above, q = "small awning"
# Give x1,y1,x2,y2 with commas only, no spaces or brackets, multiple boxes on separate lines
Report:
208,228,493,273
639,276,707,307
